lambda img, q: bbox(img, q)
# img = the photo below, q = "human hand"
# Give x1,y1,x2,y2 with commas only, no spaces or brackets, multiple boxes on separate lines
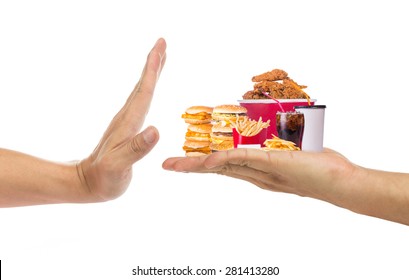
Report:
77,38,167,202
163,148,409,225
162,148,355,202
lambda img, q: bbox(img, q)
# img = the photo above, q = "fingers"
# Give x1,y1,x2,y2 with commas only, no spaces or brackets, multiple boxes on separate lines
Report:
208,149,278,173
163,149,274,173
130,126,160,162
162,153,283,192
133,38,167,96
120,38,167,134
113,126,160,168
162,150,253,173
162,149,300,187
162,155,212,173
213,167,277,192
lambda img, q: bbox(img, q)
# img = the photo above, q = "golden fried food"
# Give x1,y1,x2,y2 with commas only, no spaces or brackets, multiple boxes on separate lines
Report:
231,116,270,137
263,135,300,151
252,69,288,82
243,69,310,100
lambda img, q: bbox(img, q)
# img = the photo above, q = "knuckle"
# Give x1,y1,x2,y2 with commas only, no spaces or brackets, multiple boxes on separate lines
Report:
130,137,144,154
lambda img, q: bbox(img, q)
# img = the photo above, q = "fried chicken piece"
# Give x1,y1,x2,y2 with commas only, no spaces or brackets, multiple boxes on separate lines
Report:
254,80,286,96
243,69,310,100
283,77,307,89
244,79,309,99
282,86,306,99
252,69,288,82
242,90,265,99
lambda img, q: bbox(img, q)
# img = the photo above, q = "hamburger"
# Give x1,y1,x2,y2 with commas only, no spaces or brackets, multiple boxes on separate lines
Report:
210,123,234,152
211,104,247,126
185,123,212,142
210,104,247,152
181,105,213,124
182,107,213,157
183,140,211,157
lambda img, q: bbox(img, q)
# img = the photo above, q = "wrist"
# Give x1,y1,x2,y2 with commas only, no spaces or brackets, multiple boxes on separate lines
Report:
73,158,108,203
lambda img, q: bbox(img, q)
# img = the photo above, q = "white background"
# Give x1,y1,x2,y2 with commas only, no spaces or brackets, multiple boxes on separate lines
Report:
1,0,409,279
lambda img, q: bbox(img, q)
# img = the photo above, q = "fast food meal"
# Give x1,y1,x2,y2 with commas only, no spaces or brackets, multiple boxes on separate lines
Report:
263,135,301,151
231,116,270,137
181,105,213,124
179,69,322,154
242,69,310,101
210,105,247,152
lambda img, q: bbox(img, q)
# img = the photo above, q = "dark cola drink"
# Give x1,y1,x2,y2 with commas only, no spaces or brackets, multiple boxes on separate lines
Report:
276,111,305,149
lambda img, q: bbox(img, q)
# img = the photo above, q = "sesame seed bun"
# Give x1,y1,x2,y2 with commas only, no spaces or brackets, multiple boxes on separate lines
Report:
185,106,213,115
212,104,247,114
211,105,247,123
182,105,213,124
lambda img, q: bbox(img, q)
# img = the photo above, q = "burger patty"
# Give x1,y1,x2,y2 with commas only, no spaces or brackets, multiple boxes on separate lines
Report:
181,112,212,121
185,131,211,139
212,132,233,137
212,112,247,118
182,146,211,154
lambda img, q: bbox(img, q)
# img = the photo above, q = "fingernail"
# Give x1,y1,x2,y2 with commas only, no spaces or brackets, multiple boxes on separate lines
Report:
143,126,157,144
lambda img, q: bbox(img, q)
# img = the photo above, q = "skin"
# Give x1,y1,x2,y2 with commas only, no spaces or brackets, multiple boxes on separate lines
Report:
163,148,409,226
0,38,167,207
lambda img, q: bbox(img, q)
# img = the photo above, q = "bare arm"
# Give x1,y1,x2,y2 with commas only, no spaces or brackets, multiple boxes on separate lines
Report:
0,149,85,207
0,38,167,207
163,148,409,225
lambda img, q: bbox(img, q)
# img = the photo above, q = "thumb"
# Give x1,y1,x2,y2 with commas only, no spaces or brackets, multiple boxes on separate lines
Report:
127,126,160,164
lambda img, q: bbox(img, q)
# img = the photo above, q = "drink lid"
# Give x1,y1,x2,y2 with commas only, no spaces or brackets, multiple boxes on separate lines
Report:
294,105,326,109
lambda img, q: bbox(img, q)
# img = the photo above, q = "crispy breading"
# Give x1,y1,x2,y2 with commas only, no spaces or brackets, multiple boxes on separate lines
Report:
243,69,309,100
253,81,286,98
251,69,288,82
242,90,265,99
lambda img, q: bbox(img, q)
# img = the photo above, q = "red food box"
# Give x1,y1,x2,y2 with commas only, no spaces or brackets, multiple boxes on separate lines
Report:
233,128,268,148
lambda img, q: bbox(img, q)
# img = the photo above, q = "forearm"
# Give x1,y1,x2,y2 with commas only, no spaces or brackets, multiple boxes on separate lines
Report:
323,165,409,225
0,148,91,207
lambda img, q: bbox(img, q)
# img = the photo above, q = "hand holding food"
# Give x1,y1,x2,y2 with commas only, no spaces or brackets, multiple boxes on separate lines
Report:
165,68,409,226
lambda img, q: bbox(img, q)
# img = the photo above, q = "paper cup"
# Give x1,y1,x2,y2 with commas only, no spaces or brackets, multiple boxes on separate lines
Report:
233,128,267,148
294,105,326,152
238,99,315,137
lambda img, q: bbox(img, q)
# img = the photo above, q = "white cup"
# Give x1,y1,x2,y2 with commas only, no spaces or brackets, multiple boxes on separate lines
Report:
294,105,326,152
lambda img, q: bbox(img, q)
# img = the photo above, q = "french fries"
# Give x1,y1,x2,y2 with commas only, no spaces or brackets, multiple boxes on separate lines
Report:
231,116,270,137
263,135,300,151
